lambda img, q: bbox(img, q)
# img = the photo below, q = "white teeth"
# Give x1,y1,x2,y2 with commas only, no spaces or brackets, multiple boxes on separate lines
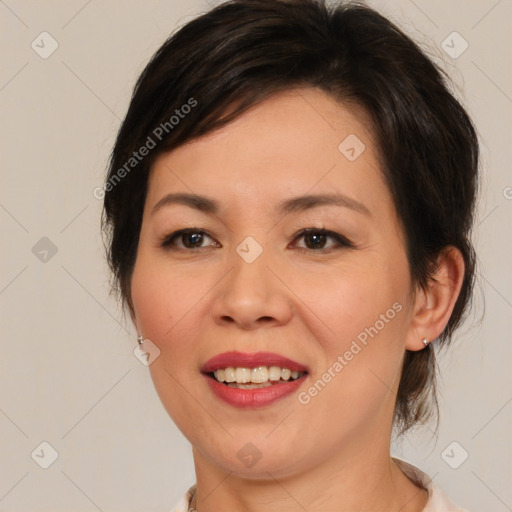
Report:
226,382,274,389
212,366,305,384
281,368,291,380
268,366,282,381
235,367,252,383
224,367,236,382
251,366,268,383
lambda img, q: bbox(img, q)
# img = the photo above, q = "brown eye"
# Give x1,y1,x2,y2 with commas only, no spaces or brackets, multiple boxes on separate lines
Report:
303,231,328,249
160,229,218,250
293,228,353,252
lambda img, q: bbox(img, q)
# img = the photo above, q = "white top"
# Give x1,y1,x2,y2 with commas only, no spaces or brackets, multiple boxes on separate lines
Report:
171,458,467,512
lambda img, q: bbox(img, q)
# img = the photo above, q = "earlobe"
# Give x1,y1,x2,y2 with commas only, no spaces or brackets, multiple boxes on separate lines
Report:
405,246,465,352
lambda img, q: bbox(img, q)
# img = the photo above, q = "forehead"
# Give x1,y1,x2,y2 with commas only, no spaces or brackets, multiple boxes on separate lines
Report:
146,88,388,216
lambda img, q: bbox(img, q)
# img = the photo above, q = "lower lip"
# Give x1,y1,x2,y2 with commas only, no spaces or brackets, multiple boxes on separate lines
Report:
204,374,307,409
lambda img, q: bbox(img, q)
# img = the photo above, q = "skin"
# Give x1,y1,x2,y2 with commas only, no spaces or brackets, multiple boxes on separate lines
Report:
130,88,464,511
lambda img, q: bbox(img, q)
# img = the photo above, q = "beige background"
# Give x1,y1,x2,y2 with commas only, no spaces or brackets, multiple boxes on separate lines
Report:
1,0,511,510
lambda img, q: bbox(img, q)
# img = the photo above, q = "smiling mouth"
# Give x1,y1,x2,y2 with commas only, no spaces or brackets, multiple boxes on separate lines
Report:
207,366,308,389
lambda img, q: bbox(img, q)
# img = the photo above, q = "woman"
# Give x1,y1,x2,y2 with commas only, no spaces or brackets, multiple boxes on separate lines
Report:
101,1,478,510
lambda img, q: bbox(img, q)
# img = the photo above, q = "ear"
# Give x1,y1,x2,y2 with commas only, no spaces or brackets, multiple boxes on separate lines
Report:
405,246,465,351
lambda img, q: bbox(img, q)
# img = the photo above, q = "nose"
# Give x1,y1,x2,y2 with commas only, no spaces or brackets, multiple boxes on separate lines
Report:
210,250,293,330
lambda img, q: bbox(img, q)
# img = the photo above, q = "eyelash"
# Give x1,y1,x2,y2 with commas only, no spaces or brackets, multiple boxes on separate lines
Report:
159,227,354,253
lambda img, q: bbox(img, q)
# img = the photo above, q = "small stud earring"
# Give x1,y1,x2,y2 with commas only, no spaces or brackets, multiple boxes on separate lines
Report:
137,334,143,345
422,337,430,347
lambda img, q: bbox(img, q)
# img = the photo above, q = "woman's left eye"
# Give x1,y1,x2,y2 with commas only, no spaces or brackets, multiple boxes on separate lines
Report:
159,228,353,252
292,228,353,252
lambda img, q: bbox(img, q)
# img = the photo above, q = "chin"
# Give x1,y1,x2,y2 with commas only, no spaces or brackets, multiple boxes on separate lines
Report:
196,437,310,480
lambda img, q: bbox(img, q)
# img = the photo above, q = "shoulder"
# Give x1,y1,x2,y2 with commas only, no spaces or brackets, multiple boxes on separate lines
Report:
171,483,196,512
393,458,468,512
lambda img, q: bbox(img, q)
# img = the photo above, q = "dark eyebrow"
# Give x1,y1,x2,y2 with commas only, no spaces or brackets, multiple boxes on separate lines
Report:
278,193,371,216
151,193,219,216
151,192,370,216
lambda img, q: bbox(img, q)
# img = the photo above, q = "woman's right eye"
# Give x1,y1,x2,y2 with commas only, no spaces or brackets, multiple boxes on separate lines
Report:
160,229,219,250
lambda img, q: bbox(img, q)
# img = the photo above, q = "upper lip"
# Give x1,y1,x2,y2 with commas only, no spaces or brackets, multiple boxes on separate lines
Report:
201,351,309,373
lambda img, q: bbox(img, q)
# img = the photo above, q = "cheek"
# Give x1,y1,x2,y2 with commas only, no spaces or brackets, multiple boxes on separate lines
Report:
130,259,170,340
292,280,407,443
130,251,208,432
131,250,202,342
291,254,410,348
292,254,410,404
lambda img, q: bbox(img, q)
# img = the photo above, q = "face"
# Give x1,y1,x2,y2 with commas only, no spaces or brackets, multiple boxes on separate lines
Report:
130,88,416,478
